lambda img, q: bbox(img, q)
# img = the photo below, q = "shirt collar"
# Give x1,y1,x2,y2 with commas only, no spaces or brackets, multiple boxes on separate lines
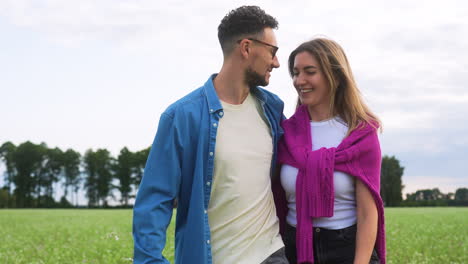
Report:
203,73,268,113
203,74,223,114
250,85,267,105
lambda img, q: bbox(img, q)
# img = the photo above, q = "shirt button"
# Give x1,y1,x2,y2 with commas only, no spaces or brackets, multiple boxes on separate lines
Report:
219,112,224,117
206,181,211,186
316,228,320,233
204,210,207,214
210,109,213,113
209,152,213,156
207,240,210,244
213,123,217,127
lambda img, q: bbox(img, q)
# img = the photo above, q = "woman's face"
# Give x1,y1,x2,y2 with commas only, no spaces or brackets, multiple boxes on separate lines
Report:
292,51,331,109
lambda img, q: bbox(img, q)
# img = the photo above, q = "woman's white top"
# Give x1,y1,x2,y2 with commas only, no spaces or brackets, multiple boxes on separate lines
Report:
280,117,357,230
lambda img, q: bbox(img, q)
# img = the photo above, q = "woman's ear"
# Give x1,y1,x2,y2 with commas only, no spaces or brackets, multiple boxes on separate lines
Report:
333,72,342,90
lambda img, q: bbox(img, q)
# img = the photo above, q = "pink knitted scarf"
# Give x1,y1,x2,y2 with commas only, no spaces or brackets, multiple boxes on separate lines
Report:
275,105,386,264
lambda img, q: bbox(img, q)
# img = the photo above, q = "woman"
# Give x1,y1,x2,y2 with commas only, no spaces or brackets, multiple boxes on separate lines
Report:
273,38,386,264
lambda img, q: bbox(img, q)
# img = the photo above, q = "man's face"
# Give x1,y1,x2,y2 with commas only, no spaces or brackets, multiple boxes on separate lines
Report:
244,28,280,87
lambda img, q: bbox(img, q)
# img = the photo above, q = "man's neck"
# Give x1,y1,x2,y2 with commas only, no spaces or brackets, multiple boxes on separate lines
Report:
214,64,250,105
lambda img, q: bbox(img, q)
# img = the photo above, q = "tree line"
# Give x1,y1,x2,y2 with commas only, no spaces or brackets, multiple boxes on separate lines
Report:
0,142,466,208
380,155,467,206
0,141,149,208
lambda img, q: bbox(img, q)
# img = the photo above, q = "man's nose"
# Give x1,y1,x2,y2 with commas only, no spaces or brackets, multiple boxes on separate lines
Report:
272,56,280,68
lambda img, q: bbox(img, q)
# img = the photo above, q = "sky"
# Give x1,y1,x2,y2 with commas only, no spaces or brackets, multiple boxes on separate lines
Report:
0,0,467,201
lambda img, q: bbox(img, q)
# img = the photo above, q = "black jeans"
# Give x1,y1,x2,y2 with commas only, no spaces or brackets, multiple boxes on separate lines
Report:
260,247,290,264
284,224,380,264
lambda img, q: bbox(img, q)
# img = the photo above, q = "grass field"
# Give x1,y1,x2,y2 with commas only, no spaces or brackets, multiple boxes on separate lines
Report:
0,207,466,264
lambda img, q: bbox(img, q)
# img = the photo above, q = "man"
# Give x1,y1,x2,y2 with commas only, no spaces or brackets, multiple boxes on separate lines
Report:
133,6,287,264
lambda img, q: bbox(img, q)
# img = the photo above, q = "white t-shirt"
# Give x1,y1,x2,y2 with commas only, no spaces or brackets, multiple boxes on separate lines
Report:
208,93,283,264
280,117,357,230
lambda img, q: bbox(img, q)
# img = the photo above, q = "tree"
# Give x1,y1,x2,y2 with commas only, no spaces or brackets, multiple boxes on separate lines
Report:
84,149,99,207
114,147,134,206
12,141,46,207
58,195,73,208
380,155,404,206
404,188,455,206
0,142,17,207
133,146,150,189
0,187,13,208
455,188,468,201
406,188,444,201
84,149,113,207
38,147,63,207
62,149,81,206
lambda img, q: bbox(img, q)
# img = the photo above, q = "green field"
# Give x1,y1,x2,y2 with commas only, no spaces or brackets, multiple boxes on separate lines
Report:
0,208,466,264
0,210,176,264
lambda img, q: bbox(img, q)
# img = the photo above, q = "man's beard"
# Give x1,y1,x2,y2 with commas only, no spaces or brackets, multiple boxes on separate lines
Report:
245,67,268,87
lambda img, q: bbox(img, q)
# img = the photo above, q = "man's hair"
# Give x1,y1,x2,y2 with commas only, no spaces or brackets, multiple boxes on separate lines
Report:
218,6,278,56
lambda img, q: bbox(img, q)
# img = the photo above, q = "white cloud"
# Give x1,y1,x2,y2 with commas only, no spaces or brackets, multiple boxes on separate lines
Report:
380,110,437,130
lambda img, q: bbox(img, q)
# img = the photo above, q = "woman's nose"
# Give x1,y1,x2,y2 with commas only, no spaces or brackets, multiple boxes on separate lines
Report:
294,73,306,86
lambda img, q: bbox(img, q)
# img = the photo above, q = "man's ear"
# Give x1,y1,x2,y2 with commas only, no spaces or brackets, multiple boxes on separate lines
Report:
239,39,251,59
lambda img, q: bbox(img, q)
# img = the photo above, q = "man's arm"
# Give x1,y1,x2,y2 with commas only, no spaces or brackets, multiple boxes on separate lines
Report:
133,113,182,264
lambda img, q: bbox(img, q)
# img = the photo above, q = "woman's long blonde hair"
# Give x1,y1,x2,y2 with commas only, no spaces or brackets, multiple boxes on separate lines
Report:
288,38,381,135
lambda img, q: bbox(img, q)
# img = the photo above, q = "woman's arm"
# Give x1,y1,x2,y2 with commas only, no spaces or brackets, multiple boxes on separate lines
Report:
354,179,378,264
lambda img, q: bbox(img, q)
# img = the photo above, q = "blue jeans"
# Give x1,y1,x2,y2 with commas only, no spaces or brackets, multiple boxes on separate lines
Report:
284,224,380,264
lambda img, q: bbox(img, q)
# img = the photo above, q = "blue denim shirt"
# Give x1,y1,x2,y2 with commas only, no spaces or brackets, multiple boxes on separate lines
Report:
133,75,284,264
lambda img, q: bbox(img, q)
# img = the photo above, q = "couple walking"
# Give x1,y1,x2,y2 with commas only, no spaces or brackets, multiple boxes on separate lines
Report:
133,5,385,264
